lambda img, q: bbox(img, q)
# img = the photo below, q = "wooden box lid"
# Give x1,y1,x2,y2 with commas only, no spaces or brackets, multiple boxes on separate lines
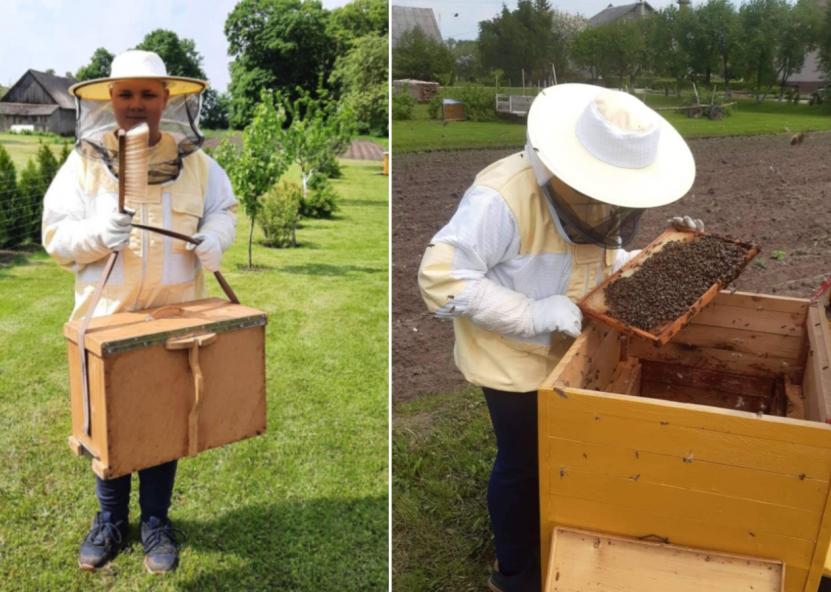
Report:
64,298,267,357
579,228,759,345
546,527,783,592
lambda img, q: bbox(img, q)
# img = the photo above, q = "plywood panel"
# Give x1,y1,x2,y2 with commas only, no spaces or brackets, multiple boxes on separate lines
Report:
546,322,621,390
545,528,783,592
712,291,809,315
542,437,828,509
673,324,804,360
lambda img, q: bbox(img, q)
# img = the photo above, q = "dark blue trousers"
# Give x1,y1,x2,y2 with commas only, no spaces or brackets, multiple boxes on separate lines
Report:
483,387,540,577
95,460,177,523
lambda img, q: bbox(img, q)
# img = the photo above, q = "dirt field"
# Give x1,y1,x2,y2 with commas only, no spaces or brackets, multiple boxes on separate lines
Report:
393,133,831,403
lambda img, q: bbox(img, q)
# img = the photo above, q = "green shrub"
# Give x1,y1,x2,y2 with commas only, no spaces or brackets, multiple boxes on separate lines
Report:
259,179,301,248
427,86,498,122
392,93,415,120
427,94,442,119
300,181,339,219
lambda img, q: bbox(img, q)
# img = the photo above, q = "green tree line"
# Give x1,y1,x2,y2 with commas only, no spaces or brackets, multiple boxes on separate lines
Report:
393,0,828,97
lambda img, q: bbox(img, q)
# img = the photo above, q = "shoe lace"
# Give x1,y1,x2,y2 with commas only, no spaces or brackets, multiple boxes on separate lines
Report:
91,520,124,547
143,522,185,553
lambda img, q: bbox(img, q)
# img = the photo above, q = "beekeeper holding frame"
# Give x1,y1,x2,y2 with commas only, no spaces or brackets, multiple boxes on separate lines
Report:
418,84,701,592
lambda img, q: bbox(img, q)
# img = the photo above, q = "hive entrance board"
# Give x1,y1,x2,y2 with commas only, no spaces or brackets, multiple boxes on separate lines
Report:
580,228,759,345
545,527,784,592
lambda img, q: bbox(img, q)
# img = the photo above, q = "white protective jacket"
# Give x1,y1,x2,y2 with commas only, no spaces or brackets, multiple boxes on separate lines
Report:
418,148,635,392
43,134,237,320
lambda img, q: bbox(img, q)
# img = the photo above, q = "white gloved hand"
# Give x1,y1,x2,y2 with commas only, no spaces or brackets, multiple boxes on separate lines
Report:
96,210,133,251
530,294,583,338
186,232,223,272
669,215,705,232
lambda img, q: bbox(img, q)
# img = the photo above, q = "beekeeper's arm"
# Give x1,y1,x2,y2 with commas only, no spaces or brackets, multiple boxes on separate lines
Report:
418,186,582,339
42,153,132,271
188,158,238,272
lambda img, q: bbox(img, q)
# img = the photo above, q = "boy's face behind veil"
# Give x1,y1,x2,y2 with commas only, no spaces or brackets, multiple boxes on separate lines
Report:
108,79,170,145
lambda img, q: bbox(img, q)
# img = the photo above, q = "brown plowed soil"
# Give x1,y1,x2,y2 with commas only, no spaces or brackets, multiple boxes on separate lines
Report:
392,133,831,403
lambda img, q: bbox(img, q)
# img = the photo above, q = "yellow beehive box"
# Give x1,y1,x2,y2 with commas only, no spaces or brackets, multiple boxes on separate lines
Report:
539,291,831,592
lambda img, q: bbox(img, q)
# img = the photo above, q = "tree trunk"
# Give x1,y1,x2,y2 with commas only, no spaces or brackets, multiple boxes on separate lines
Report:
248,212,255,268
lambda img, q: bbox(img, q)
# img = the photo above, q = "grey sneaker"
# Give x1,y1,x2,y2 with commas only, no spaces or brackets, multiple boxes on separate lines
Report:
78,512,128,570
140,516,180,574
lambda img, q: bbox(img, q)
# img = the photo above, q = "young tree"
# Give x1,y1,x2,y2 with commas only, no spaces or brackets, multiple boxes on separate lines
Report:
280,89,354,202
213,90,289,267
18,160,43,243
697,0,741,88
201,89,231,129
32,144,59,242
649,6,692,92
738,0,789,97
776,0,822,97
76,48,114,81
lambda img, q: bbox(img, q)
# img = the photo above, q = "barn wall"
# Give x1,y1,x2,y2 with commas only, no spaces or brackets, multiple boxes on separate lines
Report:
4,73,53,105
54,109,75,136
0,114,50,133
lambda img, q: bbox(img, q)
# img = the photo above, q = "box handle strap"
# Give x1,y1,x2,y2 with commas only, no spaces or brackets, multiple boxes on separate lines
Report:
166,332,218,455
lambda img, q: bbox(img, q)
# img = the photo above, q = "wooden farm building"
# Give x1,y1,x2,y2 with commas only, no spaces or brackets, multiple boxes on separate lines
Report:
0,70,76,136
588,1,657,27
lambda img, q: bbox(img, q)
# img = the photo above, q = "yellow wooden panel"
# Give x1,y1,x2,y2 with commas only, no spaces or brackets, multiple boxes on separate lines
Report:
540,402,831,478
540,386,831,451
538,495,814,585
824,543,831,577
546,527,784,592
543,437,828,509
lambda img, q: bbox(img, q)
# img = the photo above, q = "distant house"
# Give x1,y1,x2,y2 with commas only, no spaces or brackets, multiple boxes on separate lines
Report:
588,1,656,27
0,70,76,136
391,6,442,48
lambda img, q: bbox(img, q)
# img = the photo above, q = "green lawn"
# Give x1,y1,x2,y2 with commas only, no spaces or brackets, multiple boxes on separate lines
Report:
393,389,495,592
392,97,831,153
0,132,68,170
0,158,389,590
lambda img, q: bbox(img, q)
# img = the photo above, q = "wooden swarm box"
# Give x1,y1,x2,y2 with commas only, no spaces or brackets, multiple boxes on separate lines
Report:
539,291,831,592
64,298,267,479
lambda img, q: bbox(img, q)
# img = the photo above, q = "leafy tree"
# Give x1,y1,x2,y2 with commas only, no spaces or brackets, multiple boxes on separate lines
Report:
76,48,114,81
18,159,43,243
649,6,692,91
213,90,289,267
600,20,650,89
201,89,231,129
572,26,606,81
549,9,587,81
446,39,481,83
330,33,388,135
478,0,560,85
392,27,454,84
696,0,741,88
738,0,788,96
776,0,822,96
328,0,388,52
136,29,207,79
33,144,59,242
225,0,336,128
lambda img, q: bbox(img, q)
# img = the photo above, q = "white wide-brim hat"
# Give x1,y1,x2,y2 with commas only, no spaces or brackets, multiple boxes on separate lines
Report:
527,83,695,209
69,49,208,100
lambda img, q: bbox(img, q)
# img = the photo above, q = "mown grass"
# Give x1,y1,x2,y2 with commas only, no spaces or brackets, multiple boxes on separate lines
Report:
0,132,69,170
392,388,495,592
0,158,389,591
392,96,831,153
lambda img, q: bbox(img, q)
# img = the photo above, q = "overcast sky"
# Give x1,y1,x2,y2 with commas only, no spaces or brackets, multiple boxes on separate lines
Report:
0,0,351,93
392,1,796,40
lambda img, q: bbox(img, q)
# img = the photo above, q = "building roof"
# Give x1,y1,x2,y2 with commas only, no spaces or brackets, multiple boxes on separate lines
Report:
0,69,76,109
0,102,60,116
588,2,656,27
391,6,442,48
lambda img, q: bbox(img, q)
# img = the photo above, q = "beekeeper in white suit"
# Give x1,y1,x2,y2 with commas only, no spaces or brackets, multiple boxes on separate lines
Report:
42,50,236,574
418,84,699,592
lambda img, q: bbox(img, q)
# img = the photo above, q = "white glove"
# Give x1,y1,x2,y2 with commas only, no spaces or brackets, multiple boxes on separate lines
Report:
96,210,133,251
187,232,223,272
530,294,583,338
670,215,704,232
